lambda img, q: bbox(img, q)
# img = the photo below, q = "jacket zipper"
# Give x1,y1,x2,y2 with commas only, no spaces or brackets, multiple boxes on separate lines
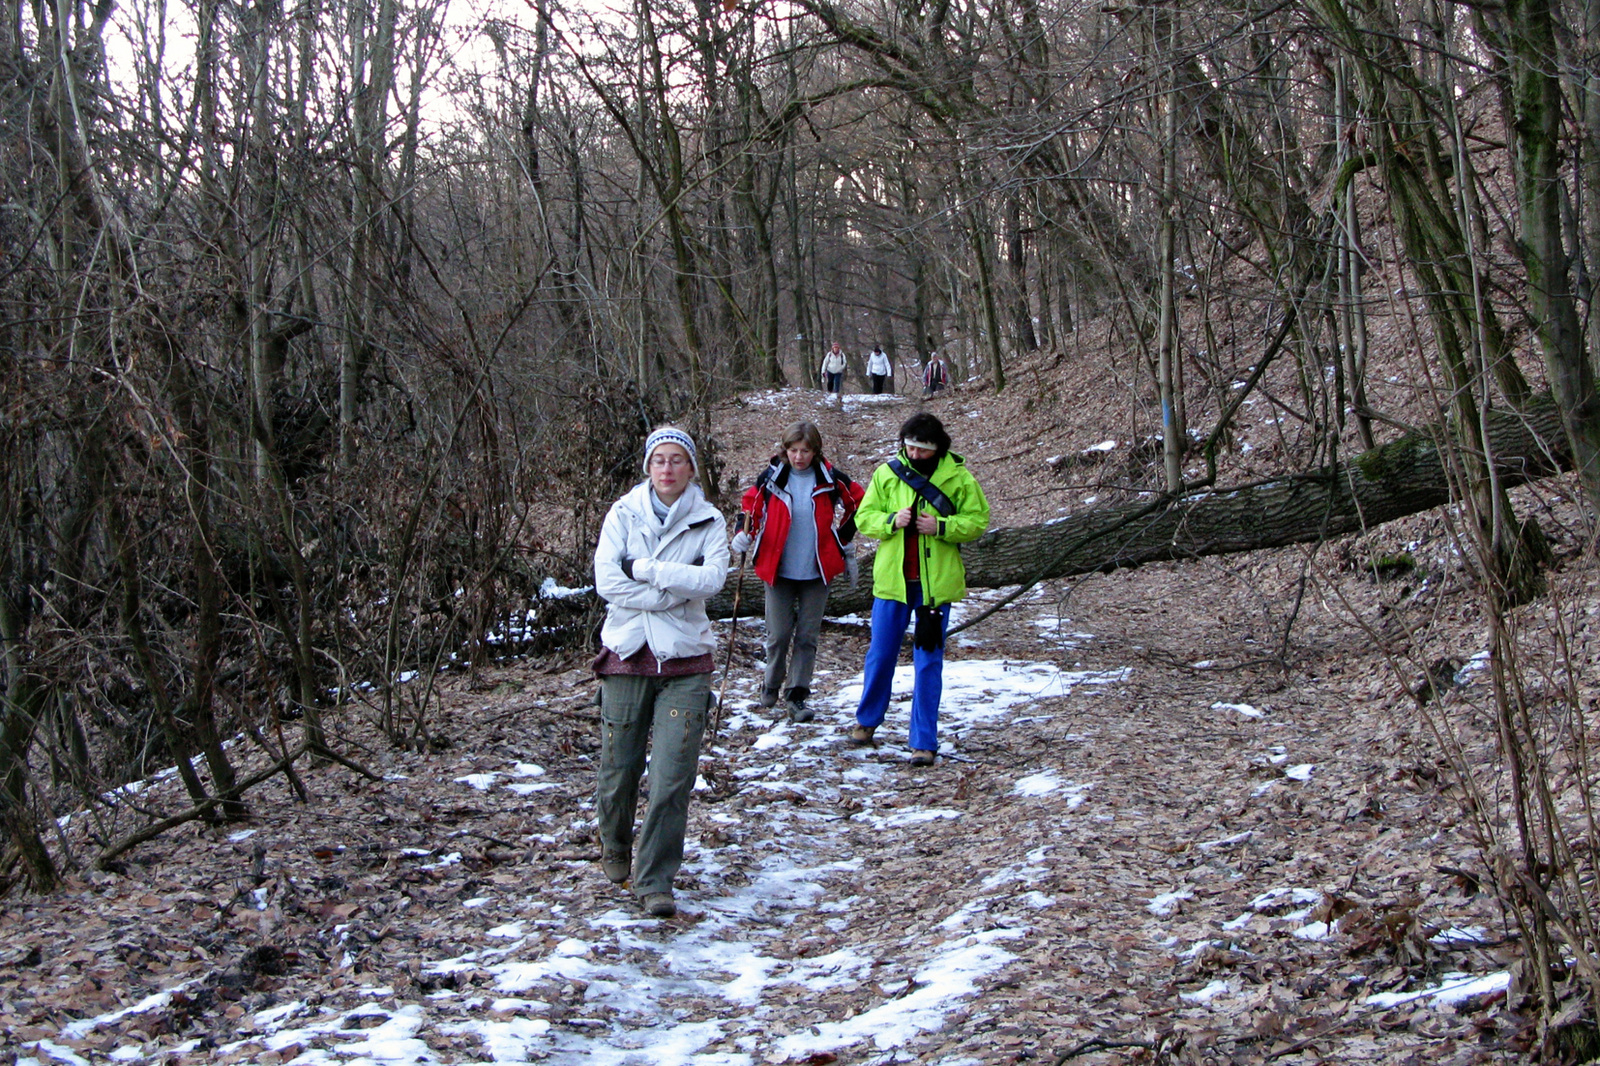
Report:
645,504,702,674
916,477,936,609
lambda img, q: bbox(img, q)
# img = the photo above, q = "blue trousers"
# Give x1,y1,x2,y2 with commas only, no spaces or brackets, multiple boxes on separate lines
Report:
855,585,950,752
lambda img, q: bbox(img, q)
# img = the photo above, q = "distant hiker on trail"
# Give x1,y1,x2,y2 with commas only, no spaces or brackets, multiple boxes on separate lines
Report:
821,342,848,399
592,426,729,918
730,421,865,724
923,354,949,396
849,413,990,767
866,345,892,394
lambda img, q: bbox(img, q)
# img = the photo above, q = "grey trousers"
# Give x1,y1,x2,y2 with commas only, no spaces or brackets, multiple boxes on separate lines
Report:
762,577,830,702
596,672,710,896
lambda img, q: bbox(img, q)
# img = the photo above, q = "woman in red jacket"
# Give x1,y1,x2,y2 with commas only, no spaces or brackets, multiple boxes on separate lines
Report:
730,422,864,722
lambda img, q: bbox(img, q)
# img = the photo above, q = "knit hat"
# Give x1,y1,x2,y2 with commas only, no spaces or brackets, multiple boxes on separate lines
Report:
642,426,698,474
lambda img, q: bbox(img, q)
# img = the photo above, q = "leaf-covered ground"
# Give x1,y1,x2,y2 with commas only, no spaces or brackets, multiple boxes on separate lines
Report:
10,366,1593,1065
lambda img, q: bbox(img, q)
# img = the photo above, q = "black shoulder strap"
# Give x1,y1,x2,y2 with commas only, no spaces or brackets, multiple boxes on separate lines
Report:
753,461,784,500
888,459,956,517
816,463,859,545
822,462,854,504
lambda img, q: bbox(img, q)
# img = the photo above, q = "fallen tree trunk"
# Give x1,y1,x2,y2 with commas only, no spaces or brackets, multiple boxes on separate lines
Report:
709,396,1572,618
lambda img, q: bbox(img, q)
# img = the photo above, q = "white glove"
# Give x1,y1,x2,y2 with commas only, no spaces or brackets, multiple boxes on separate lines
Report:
730,531,753,556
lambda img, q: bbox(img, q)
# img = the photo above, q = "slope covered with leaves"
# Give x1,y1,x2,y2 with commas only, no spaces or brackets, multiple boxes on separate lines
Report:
7,353,1597,1065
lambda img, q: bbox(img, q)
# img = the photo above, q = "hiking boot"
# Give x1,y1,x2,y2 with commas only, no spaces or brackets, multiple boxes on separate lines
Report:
848,725,875,746
787,700,814,723
601,855,630,884
910,749,936,767
757,689,780,708
642,892,676,918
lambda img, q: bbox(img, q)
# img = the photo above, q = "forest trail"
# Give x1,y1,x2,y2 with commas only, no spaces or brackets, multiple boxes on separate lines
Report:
13,0,1598,1048
10,386,1530,1066
170,641,1138,1065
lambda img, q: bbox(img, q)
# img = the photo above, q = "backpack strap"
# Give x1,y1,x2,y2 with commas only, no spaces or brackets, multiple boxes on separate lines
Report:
745,462,782,537
887,458,956,517
821,462,855,507
824,463,860,545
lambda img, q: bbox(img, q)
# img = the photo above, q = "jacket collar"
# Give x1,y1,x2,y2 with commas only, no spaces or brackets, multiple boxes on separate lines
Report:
622,480,716,535
763,457,834,493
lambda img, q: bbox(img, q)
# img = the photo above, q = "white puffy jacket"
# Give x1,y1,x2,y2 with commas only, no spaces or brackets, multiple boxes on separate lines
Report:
594,481,730,664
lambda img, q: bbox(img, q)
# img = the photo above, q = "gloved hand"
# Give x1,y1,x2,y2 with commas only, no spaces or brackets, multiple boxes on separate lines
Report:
619,557,636,580
729,531,753,556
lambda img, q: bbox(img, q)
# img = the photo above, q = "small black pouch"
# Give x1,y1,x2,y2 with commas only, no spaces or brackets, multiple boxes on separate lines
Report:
912,605,945,651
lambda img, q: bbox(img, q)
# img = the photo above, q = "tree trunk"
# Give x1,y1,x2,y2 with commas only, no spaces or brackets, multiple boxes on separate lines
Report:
340,0,399,464
1505,0,1600,517
1583,0,1600,409
108,502,212,810
0,586,57,892
902,159,933,369
170,354,244,819
709,395,1571,617
967,208,1006,392
1006,193,1037,353
1156,53,1183,493
1335,58,1376,451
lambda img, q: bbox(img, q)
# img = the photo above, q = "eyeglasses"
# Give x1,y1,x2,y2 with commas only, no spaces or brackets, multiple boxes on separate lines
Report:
649,455,691,469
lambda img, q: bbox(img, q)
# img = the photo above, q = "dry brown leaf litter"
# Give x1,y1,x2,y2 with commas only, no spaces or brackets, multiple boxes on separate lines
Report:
5,352,1594,1065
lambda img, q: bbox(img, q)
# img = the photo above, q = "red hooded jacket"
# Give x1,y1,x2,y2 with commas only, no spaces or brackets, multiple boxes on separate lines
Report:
739,457,864,586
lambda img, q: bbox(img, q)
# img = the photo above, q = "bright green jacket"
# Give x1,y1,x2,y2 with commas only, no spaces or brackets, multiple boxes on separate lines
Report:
856,451,991,606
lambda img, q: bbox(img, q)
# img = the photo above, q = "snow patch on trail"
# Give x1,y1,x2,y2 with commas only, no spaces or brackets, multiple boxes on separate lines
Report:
1012,771,1091,808
1148,888,1195,916
1180,978,1234,1004
830,658,1129,739
1365,971,1510,1008
768,929,1021,1061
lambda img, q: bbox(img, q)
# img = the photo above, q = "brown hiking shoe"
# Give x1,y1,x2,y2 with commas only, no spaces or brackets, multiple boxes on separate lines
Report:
848,725,875,746
642,892,676,918
601,855,630,884
910,749,936,767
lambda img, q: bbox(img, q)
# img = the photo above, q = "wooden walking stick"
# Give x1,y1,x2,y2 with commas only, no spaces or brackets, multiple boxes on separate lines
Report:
710,513,752,739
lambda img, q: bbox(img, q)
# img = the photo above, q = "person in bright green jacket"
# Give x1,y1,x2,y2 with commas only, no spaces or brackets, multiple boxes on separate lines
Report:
848,413,990,766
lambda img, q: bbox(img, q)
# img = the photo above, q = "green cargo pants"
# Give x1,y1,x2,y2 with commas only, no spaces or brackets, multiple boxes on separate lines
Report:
595,672,710,898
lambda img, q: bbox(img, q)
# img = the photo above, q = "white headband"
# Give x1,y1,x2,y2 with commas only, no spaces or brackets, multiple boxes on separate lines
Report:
903,438,939,451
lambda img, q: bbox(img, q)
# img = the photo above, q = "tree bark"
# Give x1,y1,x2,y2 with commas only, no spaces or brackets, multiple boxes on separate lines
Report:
0,586,56,892
1504,0,1600,517
967,212,1005,393
709,396,1571,617
1156,46,1183,493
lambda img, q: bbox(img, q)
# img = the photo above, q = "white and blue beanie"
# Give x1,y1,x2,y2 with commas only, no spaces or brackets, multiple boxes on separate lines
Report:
642,426,698,475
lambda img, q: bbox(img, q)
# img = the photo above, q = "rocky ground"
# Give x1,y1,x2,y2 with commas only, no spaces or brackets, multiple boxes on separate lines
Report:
7,361,1597,1065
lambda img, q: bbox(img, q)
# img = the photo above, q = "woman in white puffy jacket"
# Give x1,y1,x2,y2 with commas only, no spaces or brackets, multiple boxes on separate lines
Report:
591,426,728,919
